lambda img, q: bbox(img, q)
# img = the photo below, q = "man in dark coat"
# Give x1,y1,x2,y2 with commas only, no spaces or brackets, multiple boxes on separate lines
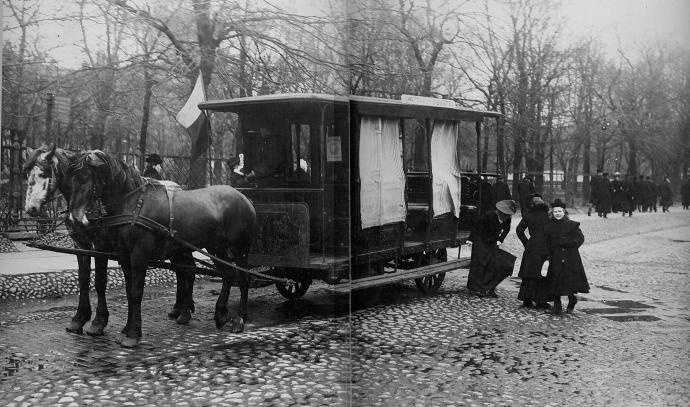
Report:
610,172,624,213
143,153,163,180
681,176,690,210
633,175,645,212
647,176,659,212
589,169,603,216
517,175,535,214
622,174,636,216
541,199,590,315
467,199,516,298
659,176,673,212
594,172,612,218
493,174,512,203
516,194,551,309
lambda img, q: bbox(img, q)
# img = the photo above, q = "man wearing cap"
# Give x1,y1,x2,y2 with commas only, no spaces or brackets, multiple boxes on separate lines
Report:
466,199,517,298
143,153,163,180
610,172,624,214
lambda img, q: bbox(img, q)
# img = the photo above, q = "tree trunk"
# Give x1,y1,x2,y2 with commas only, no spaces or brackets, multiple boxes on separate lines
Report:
138,69,154,170
582,129,591,202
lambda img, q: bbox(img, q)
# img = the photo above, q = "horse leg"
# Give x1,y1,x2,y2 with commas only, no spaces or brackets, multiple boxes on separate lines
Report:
121,252,147,348
67,254,92,334
212,249,233,330
120,256,133,335
230,253,250,334
170,253,196,325
86,255,109,336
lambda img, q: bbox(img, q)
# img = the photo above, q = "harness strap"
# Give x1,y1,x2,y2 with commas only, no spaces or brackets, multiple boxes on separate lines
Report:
168,188,175,237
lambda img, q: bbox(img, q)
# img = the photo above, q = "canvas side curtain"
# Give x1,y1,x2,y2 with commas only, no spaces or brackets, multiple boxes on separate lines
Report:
359,116,406,229
431,120,462,217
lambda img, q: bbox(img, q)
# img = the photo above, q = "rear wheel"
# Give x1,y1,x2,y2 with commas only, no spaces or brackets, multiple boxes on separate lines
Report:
414,248,447,295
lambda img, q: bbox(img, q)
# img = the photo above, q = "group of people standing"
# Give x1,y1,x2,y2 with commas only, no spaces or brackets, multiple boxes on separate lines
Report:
590,170,674,217
466,196,589,316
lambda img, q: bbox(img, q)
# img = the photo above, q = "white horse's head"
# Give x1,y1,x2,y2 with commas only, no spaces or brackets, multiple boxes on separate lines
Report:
24,145,60,217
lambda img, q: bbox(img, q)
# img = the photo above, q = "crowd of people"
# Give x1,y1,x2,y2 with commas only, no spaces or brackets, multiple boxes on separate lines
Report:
589,170,676,217
466,196,589,316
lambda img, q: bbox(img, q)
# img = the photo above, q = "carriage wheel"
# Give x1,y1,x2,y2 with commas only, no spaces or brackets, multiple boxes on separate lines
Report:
276,276,312,300
414,248,447,295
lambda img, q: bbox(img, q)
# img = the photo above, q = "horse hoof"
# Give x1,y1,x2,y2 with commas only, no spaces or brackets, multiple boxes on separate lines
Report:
167,308,180,319
214,312,228,330
120,336,140,348
66,321,85,334
176,311,192,325
86,324,106,336
230,316,245,333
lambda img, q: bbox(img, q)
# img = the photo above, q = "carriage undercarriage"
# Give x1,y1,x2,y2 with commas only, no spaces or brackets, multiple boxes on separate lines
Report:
27,225,469,301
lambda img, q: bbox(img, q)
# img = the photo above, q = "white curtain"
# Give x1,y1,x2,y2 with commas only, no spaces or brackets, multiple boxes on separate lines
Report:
359,116,406,229
431,120,462,217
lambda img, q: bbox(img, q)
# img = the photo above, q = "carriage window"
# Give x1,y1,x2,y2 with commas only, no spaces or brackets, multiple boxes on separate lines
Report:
289,123,311,181
403,119,428,172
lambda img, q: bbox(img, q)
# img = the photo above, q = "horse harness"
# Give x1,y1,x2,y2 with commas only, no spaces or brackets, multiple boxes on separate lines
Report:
90,181,294,286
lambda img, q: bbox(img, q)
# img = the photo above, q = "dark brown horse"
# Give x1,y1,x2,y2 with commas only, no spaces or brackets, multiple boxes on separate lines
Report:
64,149,256,347
24,146,197,335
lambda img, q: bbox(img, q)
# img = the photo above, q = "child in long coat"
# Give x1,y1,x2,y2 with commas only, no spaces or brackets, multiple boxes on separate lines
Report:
541,199,590,314
516,194,550,308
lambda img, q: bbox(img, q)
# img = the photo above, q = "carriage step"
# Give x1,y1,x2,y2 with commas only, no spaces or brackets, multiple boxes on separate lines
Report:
327,258,470,294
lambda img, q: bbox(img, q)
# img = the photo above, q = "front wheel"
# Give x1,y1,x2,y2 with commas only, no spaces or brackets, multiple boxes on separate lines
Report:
276,277,312,300
414,248,447,295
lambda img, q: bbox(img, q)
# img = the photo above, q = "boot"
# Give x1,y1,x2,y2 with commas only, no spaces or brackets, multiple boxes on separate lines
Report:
567,294,577,312
535,302,551,309
552,298,563,315
520,300,533,308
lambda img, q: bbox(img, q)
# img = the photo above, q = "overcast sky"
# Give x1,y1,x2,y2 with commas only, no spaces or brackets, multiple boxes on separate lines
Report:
3,0,689,69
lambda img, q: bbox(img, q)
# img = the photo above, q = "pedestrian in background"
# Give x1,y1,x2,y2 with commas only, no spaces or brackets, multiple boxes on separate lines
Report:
542,199,590,315
589,169,603,216
659,176,673,212
623,174,636,216
143,153,163,180
517,175,535,214
493,174,512,203
466,199,517,298
594,172,612,218
516,194,551,309
648,176,659,212
610,172,624,214
681,175,690,210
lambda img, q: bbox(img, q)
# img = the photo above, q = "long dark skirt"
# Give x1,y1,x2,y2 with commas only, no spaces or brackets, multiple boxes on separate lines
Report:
518,277,547,302
467,242,516,292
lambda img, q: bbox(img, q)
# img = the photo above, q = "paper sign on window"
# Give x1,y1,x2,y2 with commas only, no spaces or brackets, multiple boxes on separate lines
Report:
326,136,342,162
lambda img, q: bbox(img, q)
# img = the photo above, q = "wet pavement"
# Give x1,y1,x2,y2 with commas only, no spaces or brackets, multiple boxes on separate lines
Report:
1,210,689,406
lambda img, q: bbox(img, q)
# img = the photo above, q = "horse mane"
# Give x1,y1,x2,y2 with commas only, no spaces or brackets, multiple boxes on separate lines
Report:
71,150,143,193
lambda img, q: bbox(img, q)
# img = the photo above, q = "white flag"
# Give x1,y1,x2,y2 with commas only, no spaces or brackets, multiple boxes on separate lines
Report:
176,73,206,129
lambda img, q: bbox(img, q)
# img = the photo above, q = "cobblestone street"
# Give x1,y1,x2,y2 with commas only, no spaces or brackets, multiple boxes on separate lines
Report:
1,211,689,406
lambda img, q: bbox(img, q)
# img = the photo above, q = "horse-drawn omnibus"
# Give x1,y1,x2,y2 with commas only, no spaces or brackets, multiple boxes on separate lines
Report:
200,93,502,299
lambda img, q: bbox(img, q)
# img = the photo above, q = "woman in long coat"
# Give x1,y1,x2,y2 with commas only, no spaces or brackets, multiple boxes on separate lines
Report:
467,200,517,298
516,194,550,308
541,199,590,314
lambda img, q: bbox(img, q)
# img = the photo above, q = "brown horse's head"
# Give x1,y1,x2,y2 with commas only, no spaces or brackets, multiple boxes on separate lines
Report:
24,145,60,217
65,150,141,227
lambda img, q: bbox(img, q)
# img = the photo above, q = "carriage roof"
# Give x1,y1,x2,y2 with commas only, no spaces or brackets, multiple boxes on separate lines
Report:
198,93,501,122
